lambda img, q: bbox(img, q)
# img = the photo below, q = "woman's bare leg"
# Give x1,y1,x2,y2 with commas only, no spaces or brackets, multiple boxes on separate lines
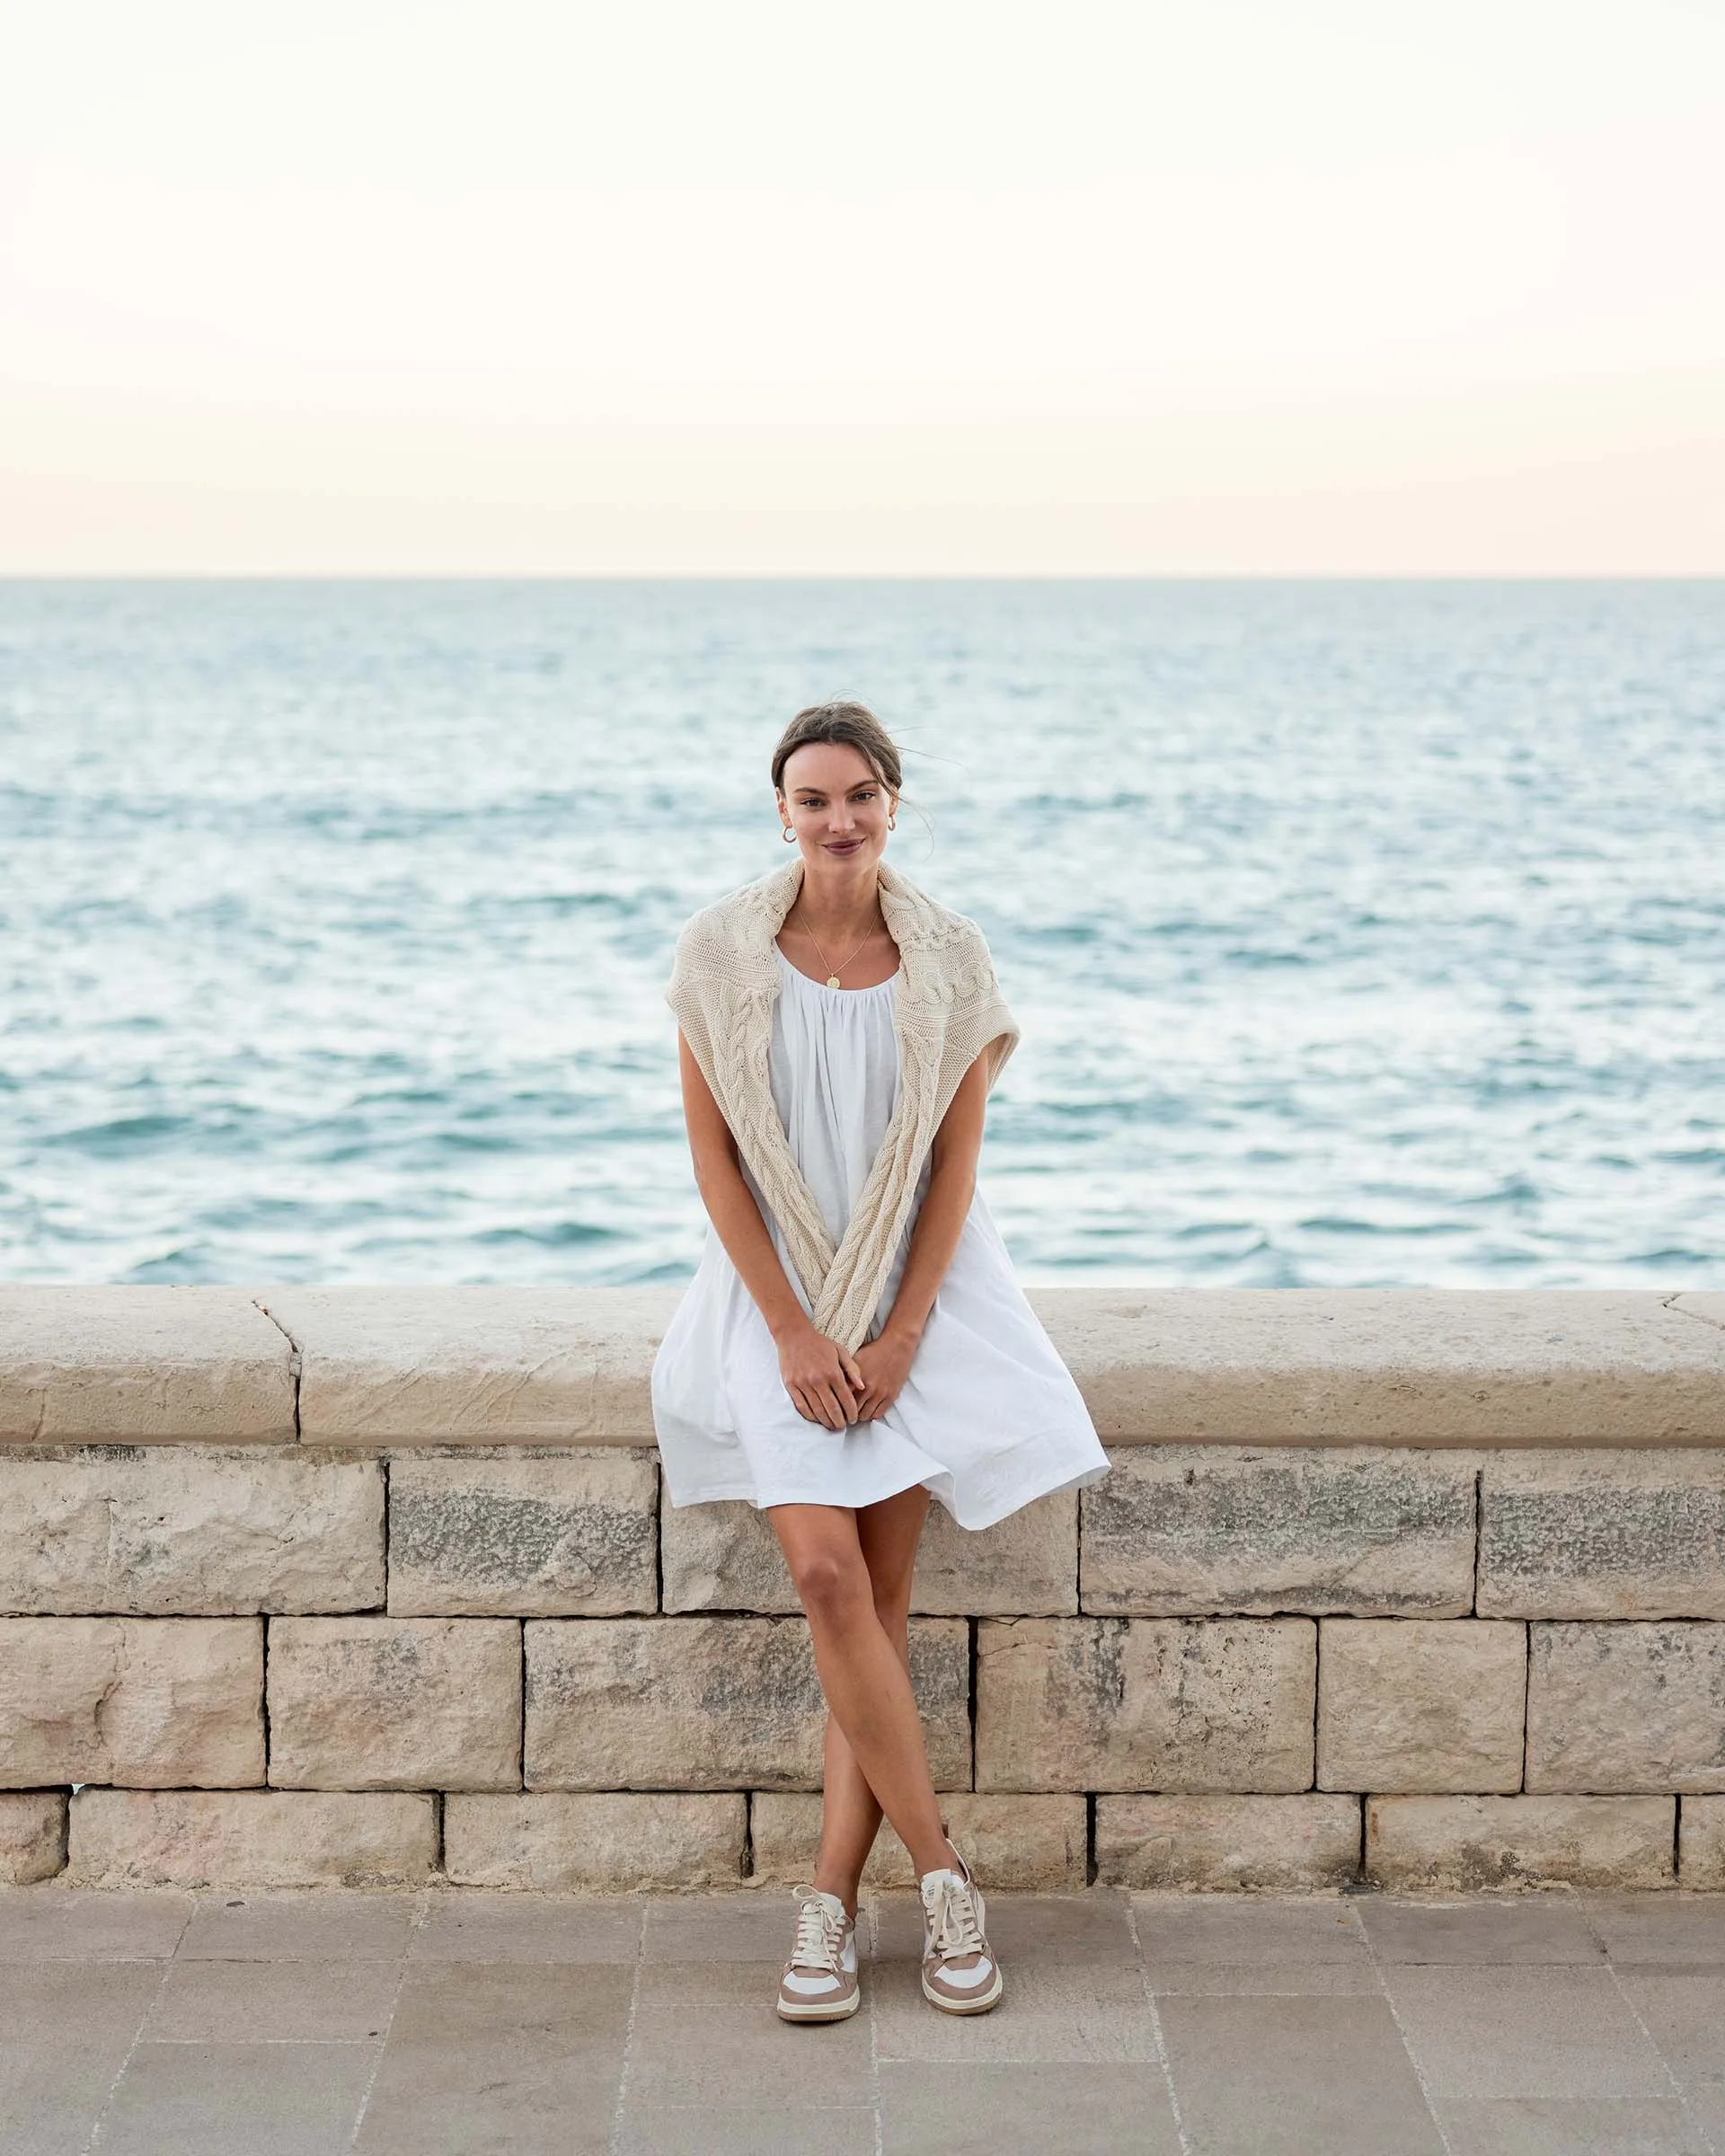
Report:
807,1485,937,1911
767,1493,952,1907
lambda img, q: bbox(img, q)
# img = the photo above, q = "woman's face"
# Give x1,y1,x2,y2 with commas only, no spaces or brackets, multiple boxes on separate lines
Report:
777,743,895,867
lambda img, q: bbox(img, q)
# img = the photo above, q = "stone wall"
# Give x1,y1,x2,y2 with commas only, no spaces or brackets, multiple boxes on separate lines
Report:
4,1286,1725,1893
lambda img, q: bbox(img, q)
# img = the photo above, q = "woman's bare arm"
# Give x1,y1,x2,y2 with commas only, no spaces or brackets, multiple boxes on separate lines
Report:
676,1026,862,1430
878,1043,991,1348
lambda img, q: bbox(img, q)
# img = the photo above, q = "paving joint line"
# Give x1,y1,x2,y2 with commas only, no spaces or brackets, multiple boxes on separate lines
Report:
345,1886,427,2153
1123,1895,1193,2156
607,1896,649,2156
146,2036,383,2046
1356,1914,1456,2156
80,1941,184,2154
866,1891,884,2156
1580,1901,1721,2156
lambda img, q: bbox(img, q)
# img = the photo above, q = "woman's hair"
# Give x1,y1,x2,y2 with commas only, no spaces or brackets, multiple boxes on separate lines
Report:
771,700,904,801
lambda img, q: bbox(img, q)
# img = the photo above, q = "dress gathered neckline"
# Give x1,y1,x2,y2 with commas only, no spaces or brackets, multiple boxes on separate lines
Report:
774,943,901,994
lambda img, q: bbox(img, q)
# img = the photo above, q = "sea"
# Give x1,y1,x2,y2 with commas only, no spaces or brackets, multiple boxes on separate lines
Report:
2,579,1721,1289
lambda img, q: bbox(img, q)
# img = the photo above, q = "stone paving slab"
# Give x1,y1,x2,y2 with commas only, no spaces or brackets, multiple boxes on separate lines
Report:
1433,2097,1711,2155
99,2038,382,2156
1159,1992,1448,2155
8,1885,1725,2152
0,1960,164,2153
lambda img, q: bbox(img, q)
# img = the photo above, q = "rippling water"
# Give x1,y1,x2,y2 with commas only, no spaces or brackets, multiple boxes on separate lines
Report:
3,579,1721,1287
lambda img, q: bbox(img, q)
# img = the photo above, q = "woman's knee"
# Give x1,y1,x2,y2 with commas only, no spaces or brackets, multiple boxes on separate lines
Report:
788,1544,872,1629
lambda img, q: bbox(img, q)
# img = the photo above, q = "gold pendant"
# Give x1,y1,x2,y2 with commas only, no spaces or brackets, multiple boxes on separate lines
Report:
826,975,841,989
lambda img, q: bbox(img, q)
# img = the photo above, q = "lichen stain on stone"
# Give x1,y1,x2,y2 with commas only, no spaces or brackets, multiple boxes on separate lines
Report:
1489,1491,1725,1581
694,1623,824,1719
904,1621,968,1700
1093,1453,1473,1557
1081,1620,1129,1719
394,1491,650,1591
317,1630,429,1701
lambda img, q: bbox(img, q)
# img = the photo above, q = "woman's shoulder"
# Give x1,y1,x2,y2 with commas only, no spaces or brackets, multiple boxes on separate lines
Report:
886,877,1009,1015
880,862,995,959
668,866,784,977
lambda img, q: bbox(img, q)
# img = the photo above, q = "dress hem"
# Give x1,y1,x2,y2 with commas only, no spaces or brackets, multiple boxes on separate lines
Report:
659,1436,1110,1533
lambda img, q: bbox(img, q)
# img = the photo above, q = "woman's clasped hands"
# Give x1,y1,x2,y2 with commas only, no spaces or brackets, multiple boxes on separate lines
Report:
775,1318,917,1429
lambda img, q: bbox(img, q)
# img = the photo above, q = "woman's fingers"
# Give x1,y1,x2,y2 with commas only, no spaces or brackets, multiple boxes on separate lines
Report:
820,1348,860,1427
789,1345,880,1429
795,1377,844,1429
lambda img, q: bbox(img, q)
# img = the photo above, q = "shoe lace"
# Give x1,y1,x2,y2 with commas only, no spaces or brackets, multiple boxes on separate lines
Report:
924,1874,986,1963
790,1886,845,1973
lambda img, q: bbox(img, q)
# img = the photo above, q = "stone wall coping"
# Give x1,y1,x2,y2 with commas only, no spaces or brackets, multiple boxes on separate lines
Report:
3,1285,1722,1448
0,1286,296,1445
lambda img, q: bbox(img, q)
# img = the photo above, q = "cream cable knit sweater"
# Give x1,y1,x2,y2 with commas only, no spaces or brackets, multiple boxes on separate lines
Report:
666,853,1020,1355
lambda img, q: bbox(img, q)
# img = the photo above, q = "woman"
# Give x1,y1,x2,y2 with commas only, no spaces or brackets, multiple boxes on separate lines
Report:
651,699,1109,2025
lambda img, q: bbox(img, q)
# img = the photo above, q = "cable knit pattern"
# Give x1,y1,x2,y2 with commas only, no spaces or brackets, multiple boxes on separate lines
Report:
665,854,1020,1355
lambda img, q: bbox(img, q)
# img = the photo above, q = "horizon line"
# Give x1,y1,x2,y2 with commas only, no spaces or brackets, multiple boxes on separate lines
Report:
3,570,1722,586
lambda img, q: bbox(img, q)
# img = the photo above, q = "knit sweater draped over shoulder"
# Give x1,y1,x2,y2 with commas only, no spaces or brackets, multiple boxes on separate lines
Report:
665,853,1020,1354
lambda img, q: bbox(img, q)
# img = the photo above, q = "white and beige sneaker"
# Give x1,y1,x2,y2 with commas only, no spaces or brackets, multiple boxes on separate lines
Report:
776,1885,861,2023
918,1846,1003,2014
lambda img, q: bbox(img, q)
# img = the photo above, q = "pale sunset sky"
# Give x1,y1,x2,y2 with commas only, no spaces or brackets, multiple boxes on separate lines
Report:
2,0,1721,574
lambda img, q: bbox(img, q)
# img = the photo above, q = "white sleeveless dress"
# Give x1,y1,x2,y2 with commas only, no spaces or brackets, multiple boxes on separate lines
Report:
651,944,1110,1527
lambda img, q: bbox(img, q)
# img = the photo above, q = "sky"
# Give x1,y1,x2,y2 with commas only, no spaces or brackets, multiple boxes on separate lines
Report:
2,0,1722,574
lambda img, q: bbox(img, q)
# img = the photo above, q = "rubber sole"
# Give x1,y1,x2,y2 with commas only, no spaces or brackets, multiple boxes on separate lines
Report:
921,1966,1004,2015
776,1987,862,2023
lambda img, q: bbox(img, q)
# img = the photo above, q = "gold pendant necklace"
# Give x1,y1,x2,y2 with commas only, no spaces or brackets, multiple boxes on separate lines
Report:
795,905,875,989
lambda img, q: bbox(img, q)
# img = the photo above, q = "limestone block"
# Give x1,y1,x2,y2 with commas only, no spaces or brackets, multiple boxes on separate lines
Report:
659,1502,797,1613
1527,1622,1725,1792
257,1286,677,1445
660,1489,1076,1615
0,1790,66,1883
750,1793,1087,1890
0,1286,295,1445
267,1617,521,1790
0,1448,384,1614
1366,1796,1675,1891
1478,1452,1725,1619
1679,1797,1725,1887
67,1788,438,1886
974,1617,1315,1794
445,1793,747,1890
388,1453,656,1617
1036,1288,1725,1445
1093,1794,1361,1891
907,1494,1077,1616
525,1617,970,1792
1081,1447,1476,1616
1317,1620,1526,1794
0,1617,263,1788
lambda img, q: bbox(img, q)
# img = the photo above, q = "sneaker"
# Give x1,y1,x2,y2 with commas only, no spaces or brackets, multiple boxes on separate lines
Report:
776,1885,861,2023
918,1846,1003,2014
